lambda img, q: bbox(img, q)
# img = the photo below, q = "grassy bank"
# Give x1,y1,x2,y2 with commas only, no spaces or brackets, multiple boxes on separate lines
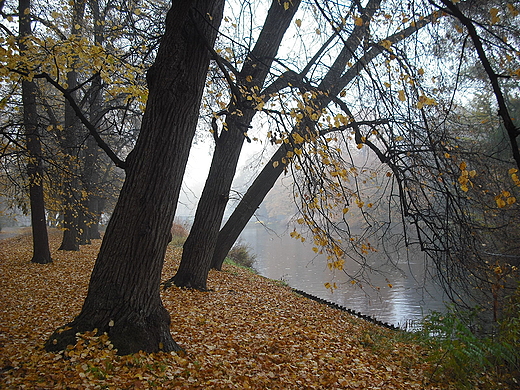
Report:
0,232,498,389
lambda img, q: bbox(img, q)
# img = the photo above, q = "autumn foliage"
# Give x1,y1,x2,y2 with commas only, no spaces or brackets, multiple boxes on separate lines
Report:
0,232,468,389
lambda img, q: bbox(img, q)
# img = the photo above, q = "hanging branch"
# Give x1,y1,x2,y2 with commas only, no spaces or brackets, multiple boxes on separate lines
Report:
433,0,520,170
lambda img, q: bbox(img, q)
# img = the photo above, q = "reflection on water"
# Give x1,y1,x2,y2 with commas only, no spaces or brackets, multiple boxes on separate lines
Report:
239,222,448,328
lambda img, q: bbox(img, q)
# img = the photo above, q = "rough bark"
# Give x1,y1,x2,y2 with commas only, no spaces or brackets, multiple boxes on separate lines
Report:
45,0,224,355
19,0,52,264
169,0,301,290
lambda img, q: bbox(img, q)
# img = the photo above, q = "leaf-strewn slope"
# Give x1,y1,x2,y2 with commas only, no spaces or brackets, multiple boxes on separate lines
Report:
1,231,452,389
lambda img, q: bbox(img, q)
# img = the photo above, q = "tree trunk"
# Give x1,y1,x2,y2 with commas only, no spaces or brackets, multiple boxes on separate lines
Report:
171,112,253,289
46,0,224,355
170,0,300,290
58,70,81,251
19,0,52,264
211,144,290,270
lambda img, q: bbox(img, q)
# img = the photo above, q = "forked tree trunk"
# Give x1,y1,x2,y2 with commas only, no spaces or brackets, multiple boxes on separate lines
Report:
45,0,224,355
211,145,289,270
19,0,52,264
170,0,301,290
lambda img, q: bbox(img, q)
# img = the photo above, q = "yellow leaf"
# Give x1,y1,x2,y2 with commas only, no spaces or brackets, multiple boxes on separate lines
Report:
295,19,302,27
496,197,506,208
315,28,321,35
398,90,406,101
507,3,519,17
508,168,518,175
245,75,253,82
490,8,500,25
507,196,516,205
273,161,279,168
380,40,392,49
283,1,289,10
354,17,363,26
459,161,467,170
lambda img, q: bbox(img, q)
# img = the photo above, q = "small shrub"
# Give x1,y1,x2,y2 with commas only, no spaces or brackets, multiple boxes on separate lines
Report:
226,242,257,271
170,220,189,246
418,305,519,388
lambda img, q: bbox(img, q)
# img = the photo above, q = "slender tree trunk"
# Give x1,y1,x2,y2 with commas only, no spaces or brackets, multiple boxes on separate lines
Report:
46,0,224,355
211,145,290,269
58,69,81,251
80,0,104,243
171,112,254,289
19,0,52,264
58,0,86,250
170,0,301,290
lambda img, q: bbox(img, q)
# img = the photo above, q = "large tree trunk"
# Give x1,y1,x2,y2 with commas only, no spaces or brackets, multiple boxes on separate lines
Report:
170,0,300,290
46,0,224,355
19,0,52,264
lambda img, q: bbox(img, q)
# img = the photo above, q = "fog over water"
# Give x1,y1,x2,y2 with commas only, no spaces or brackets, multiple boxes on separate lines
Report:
239,222,449,328
179,140,450,328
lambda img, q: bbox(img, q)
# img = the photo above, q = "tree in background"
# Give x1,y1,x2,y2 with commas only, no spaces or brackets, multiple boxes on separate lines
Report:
18,0,52,263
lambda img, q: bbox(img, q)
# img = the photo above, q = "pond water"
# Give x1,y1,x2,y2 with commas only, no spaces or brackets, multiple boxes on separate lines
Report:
239,222,449,328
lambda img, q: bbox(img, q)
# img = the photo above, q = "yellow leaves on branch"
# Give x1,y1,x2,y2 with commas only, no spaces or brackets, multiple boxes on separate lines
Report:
416,95,437,109
1,34,148,110
495,190,516,208
457,161,476,193
494,168,519,208
490,7,500,25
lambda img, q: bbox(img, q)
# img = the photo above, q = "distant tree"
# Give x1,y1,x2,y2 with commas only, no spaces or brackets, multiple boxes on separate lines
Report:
18,0,52,263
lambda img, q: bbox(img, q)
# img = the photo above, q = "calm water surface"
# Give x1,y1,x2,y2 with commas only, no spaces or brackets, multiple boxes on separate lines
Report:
239,222,449,328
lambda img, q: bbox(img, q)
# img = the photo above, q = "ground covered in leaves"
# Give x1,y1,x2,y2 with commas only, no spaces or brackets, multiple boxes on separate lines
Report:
0,231,460,389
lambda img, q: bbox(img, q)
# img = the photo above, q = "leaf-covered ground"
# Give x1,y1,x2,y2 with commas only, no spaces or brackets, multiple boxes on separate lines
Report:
0,231,458,389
